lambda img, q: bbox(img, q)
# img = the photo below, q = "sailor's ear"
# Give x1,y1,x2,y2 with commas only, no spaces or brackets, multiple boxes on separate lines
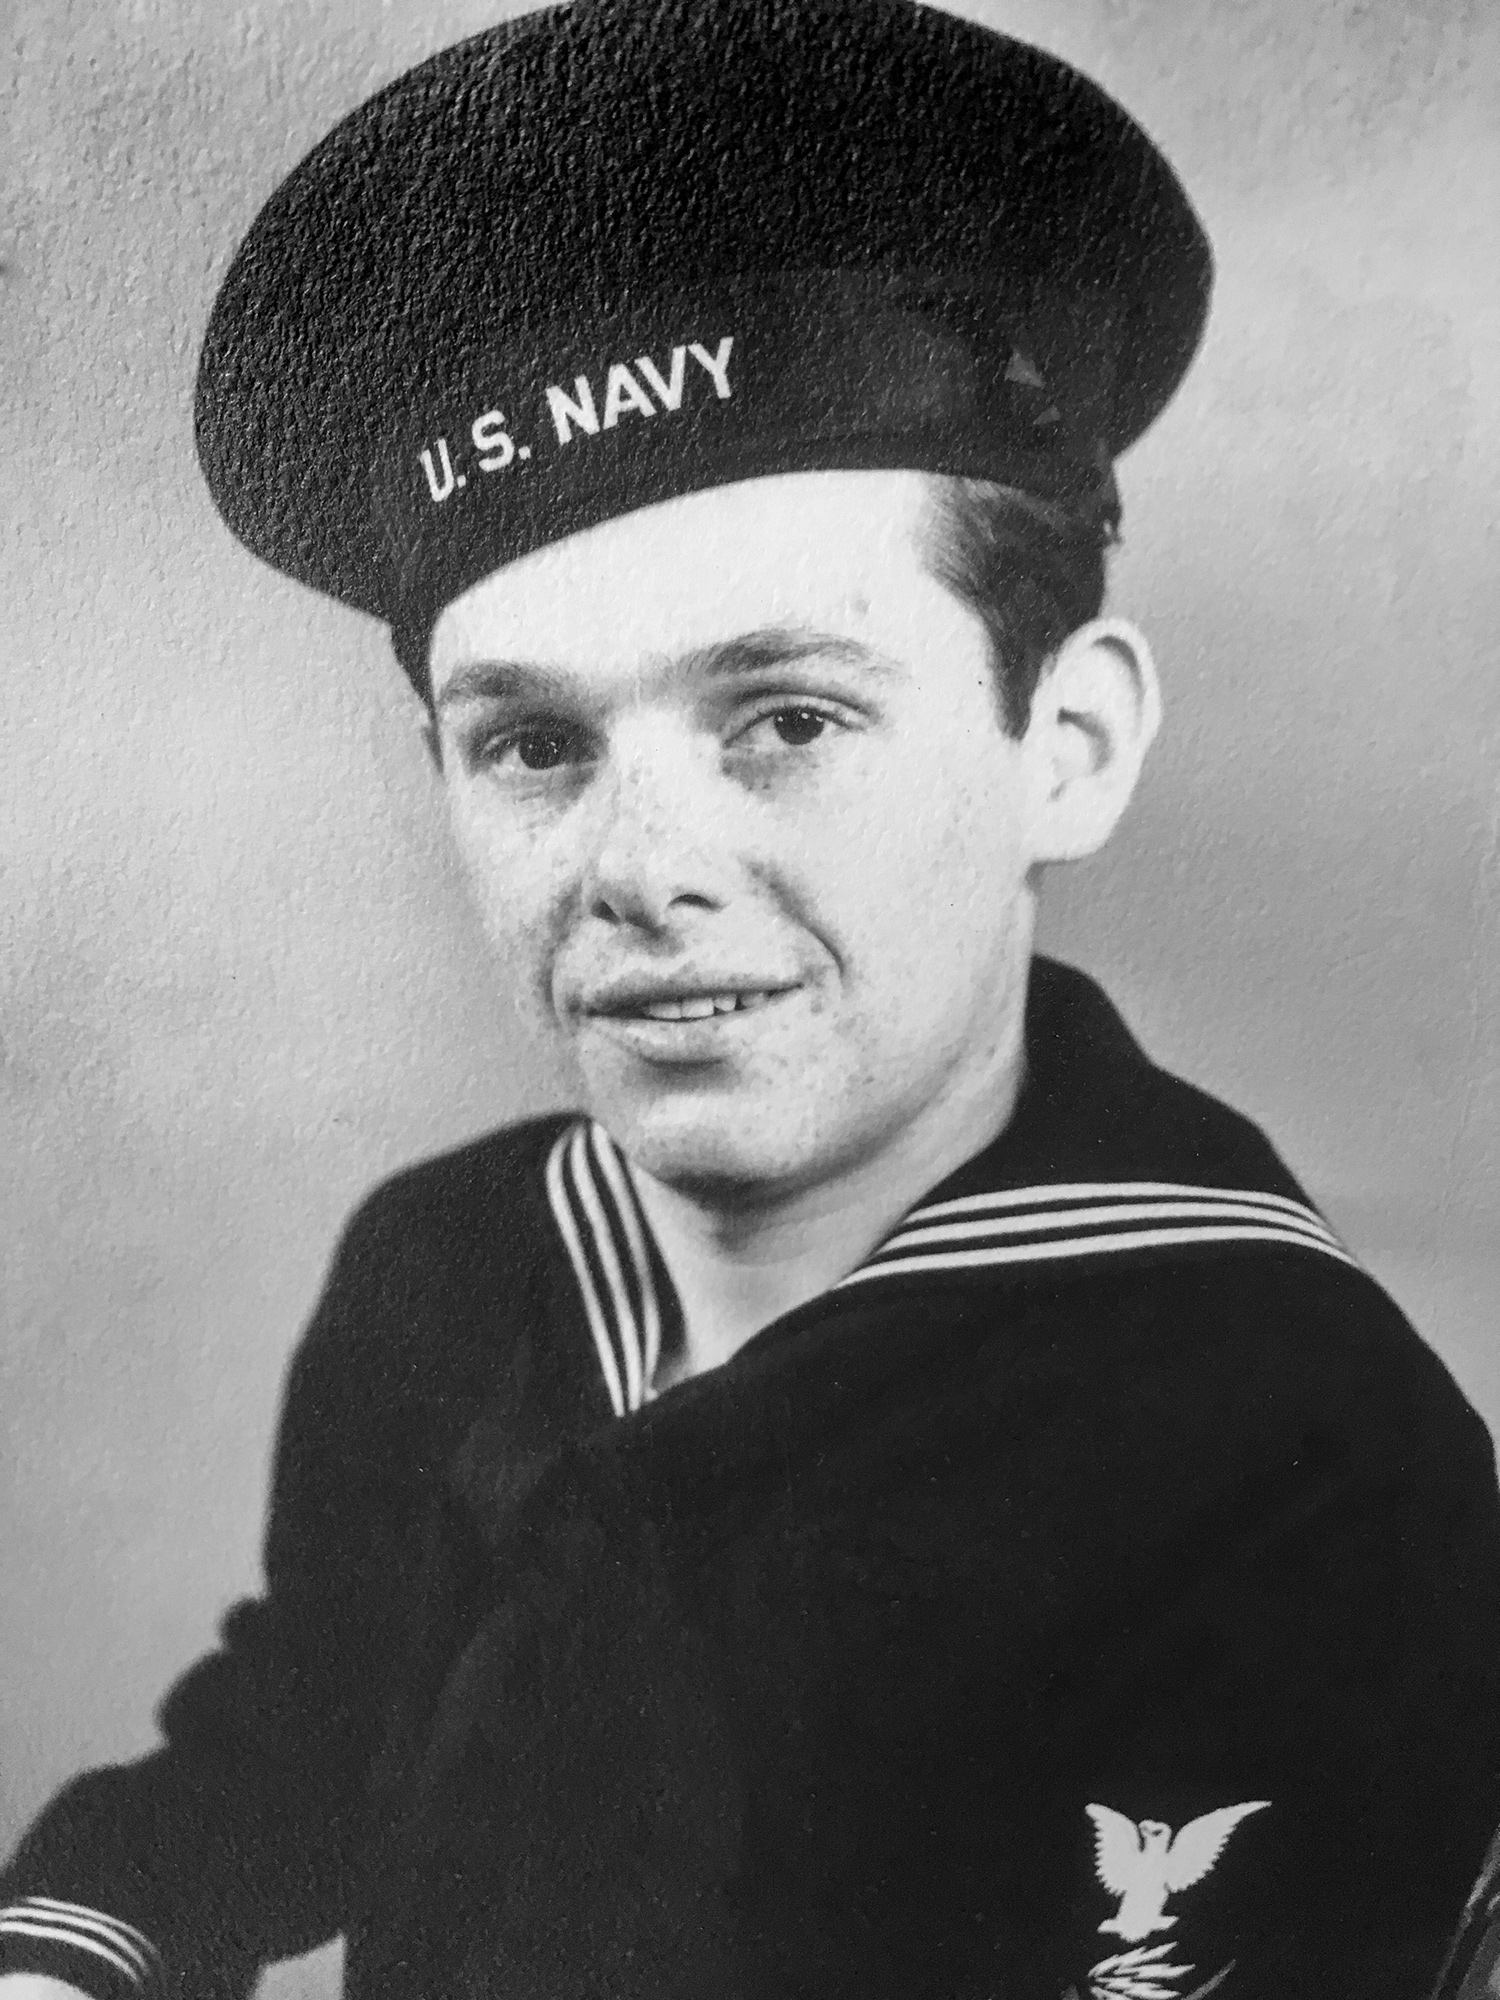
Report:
1019,617,1160,864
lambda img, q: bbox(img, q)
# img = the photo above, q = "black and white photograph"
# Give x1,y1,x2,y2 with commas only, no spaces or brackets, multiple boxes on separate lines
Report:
3,2,1498,1997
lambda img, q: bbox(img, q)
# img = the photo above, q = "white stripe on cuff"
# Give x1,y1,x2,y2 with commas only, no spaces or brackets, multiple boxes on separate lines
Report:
10,1901,156,1974
0,1909,154,1989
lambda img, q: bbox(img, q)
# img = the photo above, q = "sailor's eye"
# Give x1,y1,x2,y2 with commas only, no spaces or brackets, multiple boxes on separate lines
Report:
771,707,827,747
513,725,579,770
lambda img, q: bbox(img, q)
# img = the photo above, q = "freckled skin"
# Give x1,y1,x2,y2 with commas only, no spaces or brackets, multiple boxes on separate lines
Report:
427,470,1039,1207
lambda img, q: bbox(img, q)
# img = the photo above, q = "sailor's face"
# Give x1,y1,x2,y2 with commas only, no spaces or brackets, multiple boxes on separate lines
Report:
428,470,1037,1199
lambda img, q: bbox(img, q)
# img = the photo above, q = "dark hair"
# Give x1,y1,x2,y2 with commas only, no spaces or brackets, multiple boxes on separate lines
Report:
395,472,1122,720
922,474,1122,735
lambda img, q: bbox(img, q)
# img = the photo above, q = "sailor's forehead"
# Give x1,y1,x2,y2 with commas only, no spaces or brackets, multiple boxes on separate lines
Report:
429,470,947,685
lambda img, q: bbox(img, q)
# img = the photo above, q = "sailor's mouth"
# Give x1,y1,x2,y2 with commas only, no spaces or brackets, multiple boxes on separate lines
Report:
579,983,802,1041
619,989,780,1021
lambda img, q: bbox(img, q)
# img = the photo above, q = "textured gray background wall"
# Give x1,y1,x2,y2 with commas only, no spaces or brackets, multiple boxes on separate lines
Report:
3,3,1496,1995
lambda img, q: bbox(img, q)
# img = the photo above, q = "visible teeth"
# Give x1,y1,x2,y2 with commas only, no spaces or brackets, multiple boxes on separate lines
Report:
637,991,775,1021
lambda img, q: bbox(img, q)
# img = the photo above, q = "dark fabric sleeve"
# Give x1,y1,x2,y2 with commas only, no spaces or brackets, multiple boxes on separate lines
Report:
1036,1315,1500,2000
0,1191,418,2000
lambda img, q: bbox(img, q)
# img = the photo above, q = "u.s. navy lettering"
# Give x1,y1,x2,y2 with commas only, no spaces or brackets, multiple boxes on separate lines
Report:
546,337,735,445
687,337,734,400
417,335,737,503
601,363,655,428
634,348,687,410
546,376,599,444
471,410,516,472
419,437,458,503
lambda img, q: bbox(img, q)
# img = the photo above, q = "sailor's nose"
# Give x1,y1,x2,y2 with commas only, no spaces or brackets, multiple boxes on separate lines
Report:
583,720,737,932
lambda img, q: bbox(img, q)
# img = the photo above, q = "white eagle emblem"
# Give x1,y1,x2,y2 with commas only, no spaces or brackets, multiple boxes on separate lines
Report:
1086,1800,1270,1942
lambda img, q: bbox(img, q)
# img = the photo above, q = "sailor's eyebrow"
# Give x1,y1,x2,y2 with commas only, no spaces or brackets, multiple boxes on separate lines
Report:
433,659,568,712
675,628,887,679
434,628,887,712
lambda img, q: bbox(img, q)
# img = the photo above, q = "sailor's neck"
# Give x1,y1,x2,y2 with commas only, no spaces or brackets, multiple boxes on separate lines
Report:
630,1049,1026,1389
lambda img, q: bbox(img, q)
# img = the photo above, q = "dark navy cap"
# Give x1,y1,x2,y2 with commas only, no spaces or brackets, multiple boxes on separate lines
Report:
194,0,1211,678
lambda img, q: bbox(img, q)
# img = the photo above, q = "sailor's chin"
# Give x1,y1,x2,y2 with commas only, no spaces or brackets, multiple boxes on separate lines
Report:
589,1090,821,1199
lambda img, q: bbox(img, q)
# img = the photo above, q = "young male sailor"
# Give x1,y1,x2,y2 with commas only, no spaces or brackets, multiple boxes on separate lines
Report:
5,3,1500,1998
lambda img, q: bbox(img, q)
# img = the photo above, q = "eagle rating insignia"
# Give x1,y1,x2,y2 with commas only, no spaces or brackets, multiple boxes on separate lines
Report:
1078,1800,1269,2000
1087,1802,1269,1940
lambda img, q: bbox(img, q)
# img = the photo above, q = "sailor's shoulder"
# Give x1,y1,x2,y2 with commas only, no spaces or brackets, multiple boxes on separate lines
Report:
300,1112,579,1359
343,1112,575,1244
997,1236,1487,1503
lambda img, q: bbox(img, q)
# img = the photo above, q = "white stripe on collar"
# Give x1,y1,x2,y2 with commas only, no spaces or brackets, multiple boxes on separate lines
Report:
841,1181,1354,1287
545,1121,660,1416
588,1124,663,1390
545,1124,1358,1413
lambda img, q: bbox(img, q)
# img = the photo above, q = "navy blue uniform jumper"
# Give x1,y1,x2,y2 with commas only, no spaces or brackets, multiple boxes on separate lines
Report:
5,959,1500,2000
